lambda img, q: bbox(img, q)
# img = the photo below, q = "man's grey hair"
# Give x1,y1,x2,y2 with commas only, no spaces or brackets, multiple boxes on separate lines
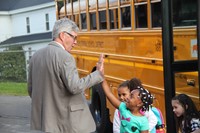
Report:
52,17,79,40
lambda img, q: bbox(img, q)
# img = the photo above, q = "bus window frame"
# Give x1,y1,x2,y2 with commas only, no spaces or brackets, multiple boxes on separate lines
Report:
80,12,87,31
172,0,197,27
150,0,162,28
120,4,132,29
108,1,119,30
99,10,108,30
88,0,98,31
109,7,119,30
89,11,97,31
134,1,148,29
97,3,107,30
57,0,198,31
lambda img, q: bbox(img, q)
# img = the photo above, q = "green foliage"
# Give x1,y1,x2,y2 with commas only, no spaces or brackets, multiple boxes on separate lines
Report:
57,1,64,11
0,82,28,96
0,46,26,82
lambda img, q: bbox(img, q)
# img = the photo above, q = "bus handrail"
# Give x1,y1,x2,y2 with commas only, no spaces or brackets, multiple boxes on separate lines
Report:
72,50,163,63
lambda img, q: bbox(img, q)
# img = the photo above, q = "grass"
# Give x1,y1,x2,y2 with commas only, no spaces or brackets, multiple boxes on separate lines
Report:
0,82,28,96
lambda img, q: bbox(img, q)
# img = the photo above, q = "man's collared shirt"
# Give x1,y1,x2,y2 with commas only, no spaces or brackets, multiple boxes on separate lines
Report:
54,41,65,50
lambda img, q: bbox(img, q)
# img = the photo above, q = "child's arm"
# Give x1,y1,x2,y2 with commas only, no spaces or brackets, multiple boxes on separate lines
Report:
102,80,121,108
140,130,149,133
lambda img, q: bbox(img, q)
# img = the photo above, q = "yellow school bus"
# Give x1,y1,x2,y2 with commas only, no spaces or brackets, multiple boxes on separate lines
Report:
54,0,199,132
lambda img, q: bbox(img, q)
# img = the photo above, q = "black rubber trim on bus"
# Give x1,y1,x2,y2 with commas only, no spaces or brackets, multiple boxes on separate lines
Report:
90,83,113,133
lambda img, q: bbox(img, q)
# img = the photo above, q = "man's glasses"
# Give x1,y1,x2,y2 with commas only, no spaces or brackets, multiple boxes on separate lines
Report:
63,31,77,42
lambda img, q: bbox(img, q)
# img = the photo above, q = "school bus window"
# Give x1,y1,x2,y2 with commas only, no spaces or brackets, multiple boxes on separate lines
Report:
81,13,87,30
56,1,64,18
134,0,147,2
90,12,97,30
89,0,96,10
151,0,161,27
68,15,72,20
98,1,105,8
57,1,64,13
120,0,130,5
68,0,77,2
121,6,131,28
99,10,107,30
108,0,118,7
173,0,197,27
74,14,79,27
175,72,199,98
135,2,147,28
69,15,76,21
109,8,119,29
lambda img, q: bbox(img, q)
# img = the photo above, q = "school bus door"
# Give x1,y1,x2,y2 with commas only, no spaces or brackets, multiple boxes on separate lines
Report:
162,0,200,132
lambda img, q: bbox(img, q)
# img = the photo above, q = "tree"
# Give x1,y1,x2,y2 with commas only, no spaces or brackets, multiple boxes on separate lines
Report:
0,46,26,82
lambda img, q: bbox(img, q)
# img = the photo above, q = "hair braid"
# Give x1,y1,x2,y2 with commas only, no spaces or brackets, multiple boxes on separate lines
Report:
137,86,154,111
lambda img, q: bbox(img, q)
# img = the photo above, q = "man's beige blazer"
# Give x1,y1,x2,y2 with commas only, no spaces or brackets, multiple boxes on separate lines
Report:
28,41,103,133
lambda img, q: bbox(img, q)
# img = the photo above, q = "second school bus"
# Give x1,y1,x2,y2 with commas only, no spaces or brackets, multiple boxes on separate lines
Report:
55,0,199,132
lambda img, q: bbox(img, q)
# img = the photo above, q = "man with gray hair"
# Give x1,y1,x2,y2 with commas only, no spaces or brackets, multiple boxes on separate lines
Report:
28,17,104,133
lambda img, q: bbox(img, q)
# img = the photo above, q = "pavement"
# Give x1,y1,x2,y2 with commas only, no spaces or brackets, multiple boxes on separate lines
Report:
0,96,42,133
0,96,98,133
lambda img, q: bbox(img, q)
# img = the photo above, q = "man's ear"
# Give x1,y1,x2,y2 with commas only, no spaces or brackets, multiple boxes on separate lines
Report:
59,32,65,41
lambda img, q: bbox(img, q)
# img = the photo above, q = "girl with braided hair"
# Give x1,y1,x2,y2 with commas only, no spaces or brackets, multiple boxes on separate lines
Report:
113,78,157,133
102,79,153,133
